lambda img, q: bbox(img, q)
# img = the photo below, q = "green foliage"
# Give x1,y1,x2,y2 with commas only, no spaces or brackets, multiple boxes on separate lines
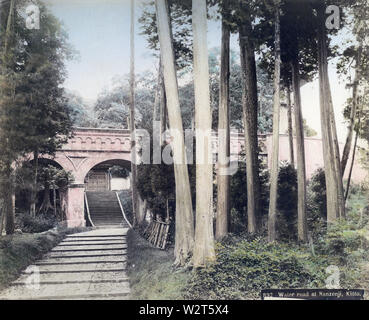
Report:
139,0,193,70
65,90,97,128
0,1,74,232
14,161,72,214
303,119,318,137
276,162,298,241
230,160,297,237
94,72,155,131
15,212,56,233
118,190,134,225
110,166,130,179
308,168,327,220
184,236,326,299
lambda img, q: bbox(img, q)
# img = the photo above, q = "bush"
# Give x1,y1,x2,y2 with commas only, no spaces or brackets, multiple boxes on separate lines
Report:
229,161,269,234
308,168,327,219
315,220,369,265
276,163,298,241
15,212,56,233
117,190,133,225
184,236,326,300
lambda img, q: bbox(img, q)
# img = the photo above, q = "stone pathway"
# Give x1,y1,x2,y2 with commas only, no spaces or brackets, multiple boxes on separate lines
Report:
0,228,130,300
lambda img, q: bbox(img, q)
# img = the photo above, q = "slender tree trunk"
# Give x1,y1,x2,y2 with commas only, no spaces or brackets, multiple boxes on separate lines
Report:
53,187,57,217
160,74,168,145
3,163,14,235
341,48,361,176
268,5,281,243
287,85,295,167
216,5,230,241
238,4,261,233
41,183,52,213
0,207,4,236
153,59,162,130
129,0,139,226
155,0,194,266
192,0,215,267
0,0,16,236
291,59,308,242
345,127,359,201
2,0,15,65
30,150,39,217
317,4,345,222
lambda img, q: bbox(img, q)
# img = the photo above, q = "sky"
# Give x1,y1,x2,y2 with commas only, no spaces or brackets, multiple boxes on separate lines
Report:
45,0,351,142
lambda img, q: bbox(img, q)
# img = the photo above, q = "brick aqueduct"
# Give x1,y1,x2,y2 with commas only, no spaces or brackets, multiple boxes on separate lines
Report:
30,127,365,228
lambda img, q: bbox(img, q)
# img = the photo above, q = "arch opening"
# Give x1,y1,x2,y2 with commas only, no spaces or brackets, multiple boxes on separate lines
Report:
84,159,131,192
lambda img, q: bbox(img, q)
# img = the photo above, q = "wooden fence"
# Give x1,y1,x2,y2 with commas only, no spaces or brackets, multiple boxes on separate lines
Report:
143,220,170,250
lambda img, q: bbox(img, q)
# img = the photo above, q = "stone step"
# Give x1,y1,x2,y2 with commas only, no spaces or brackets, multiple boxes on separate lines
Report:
93,224,127,227
91,218,123,220
52,244,126,251
37,255,127,265
59,241,126,246
1,280,130,300
46,250,127,258
62,237,125,242
19,262,127,273
66,234,126,239
51,245,127,252
64,238,126,243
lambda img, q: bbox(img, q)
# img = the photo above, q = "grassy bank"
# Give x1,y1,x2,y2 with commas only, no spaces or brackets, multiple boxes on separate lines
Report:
126,229,190,300
0,227,89,291
126,189,369,300
127,223,369,300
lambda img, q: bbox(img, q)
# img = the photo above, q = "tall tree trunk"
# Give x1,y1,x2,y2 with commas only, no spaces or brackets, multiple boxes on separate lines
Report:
40,183,52,213
0,207,4,236
53,187,57,217
2,163,14,235
153,59,162,131
341,48,362,176
192,0,215,267
345,125,359,201
155,0,194,266
2,0,15,65
317,4,345,222
287,85,295,167
216,4,230,241
238,4,261,234
291,59,308,242
30,150,39,217
268,5,281,242
160,74,167,145
0,0,16,234
129,0,139,226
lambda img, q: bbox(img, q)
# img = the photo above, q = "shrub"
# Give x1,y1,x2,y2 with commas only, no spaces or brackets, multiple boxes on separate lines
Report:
229,161,269,234
184,236,326,300
276,163,297,241
15,212,56,233
308,168,327,219
118,190,133,225
315,220,369,264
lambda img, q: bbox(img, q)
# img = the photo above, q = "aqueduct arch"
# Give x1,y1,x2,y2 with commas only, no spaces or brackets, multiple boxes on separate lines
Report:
27,127,366,228
33,128,132,227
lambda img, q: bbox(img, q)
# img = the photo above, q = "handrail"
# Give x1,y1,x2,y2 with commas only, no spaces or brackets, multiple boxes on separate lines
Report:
84,192,95,228
115,191,133,229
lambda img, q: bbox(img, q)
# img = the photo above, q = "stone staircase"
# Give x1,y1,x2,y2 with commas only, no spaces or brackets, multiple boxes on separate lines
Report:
0,229,130,300
86,191,129,228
